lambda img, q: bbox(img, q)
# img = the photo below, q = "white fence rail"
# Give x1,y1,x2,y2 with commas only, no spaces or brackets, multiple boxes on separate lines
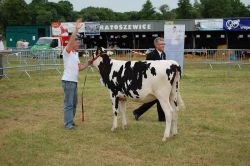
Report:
0,48,249,79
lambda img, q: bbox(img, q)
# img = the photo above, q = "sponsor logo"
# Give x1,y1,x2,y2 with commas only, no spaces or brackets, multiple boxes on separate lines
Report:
226,19,250,30
226,19,240,30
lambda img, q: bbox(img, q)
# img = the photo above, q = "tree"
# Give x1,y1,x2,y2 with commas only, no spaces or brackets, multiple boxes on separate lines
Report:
138,0,159,20
176,0,195,19
56,0,75,21
193,0,202,18
123,11,141,20
200,0,233,18
1,0,31,25
0,0,3,33
28,0,76,24
29,0,48,24
36,9,53,24
159,4,176,20
230,0,250,17
79,7,116,21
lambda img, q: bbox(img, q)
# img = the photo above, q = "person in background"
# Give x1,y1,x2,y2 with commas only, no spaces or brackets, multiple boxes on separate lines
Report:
61,18,92,129
0,34,5,50
16,39,24,48
23,40,29,49
133,37,166,122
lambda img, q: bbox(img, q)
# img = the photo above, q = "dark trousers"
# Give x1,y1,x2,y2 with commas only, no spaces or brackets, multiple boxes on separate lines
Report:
133,100,165,121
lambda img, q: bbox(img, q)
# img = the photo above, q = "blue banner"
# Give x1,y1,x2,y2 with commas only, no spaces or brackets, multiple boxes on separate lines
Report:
224,18,250,31
84,22,101,35
164,25,185,70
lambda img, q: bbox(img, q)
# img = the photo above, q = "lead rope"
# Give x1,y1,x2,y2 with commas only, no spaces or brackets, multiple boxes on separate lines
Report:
81,67,91,122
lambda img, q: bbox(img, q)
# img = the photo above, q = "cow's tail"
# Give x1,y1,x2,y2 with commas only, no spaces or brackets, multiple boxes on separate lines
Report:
175,65,185,111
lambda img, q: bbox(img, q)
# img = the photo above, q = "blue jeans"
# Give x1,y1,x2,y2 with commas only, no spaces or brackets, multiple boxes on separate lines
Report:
62,80,78,129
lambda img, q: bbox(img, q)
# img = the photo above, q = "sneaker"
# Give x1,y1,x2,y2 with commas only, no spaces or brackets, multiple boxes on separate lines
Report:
133,112,140,121
65,126,75,130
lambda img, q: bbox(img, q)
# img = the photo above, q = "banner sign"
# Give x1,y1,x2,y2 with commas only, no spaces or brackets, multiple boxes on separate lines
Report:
195,19,223,30
164,25,185,70
224,18,250,31
51,21,165,34
51,22,84,36
84,22,100,35
99,21,164,32
99,23,152,32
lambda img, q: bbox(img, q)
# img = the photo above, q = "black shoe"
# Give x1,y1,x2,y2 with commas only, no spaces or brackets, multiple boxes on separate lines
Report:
72,122,77,126
158,119,166,122
133,112,140,121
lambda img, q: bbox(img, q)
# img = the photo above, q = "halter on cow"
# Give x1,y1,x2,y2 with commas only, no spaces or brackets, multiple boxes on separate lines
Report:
90,47,185,141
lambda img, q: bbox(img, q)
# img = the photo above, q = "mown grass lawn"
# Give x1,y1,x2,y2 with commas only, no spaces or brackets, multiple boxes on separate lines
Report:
0,64,249,166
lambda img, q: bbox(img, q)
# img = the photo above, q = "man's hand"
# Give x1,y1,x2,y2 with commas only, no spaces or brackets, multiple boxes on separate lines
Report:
87,57,94,66
76,18,83,30
66,18,83,52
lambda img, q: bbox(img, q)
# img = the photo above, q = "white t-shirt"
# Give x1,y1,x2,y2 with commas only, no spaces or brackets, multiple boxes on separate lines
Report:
0,41,4,50
23,42,29,48
61,48,80,82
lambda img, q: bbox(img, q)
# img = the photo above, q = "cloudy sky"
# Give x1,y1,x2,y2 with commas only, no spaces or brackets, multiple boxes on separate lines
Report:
25,0,250,12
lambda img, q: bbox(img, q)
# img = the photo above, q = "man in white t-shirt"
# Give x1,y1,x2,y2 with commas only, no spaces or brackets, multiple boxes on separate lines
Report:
62,19,92,129
0,35,5,50
23,40,29,49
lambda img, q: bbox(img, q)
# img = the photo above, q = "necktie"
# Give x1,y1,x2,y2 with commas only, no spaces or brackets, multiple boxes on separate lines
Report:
161,53,164,60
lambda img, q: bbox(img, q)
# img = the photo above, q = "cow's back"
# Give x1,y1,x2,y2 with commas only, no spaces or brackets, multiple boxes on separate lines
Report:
105,59,180,102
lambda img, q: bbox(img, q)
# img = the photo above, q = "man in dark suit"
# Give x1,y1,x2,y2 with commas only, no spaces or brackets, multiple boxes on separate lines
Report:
133,37,166,121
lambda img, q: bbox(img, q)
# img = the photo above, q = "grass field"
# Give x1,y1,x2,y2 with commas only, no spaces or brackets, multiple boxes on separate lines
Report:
0,64,250,166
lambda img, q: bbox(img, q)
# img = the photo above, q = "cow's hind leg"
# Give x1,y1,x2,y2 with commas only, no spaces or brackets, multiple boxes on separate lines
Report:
170,83,178,136
120,99,127,129
111,97,119,131
158,98,173,142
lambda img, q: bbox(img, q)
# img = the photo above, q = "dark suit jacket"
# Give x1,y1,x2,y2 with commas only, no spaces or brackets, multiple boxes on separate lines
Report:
132,49,166,121
146,49,166,60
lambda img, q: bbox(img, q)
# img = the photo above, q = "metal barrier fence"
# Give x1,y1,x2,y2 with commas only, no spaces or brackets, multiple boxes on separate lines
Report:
184,49,250,69
0,48,249,79
1,49,62,79
79,48,250,68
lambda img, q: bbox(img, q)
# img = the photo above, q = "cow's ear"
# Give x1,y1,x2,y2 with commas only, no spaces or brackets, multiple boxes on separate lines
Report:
96,47,103,56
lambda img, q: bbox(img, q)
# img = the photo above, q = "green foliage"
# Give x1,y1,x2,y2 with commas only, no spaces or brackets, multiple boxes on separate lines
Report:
35,9,53,25
176,0,196,19
0,0,249,31
1,0,31,25
200,0,233,18
79,7,117,21
193,0,202,18
159,4,175,20
230,0,250,17
138,0,160,20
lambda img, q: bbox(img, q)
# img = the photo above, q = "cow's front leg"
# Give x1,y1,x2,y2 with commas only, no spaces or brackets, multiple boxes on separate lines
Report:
120,99,127,129
111,97,119,131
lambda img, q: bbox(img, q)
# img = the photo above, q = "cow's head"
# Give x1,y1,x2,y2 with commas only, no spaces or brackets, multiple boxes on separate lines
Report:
91,47,111,67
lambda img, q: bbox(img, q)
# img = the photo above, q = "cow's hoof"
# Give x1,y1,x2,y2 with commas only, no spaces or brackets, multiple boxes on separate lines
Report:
171,133,178,137
122,125,127,130
111,127,117,132
162,137,168,142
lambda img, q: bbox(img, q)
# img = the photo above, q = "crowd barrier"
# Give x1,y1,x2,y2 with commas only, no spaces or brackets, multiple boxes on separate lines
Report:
0,48,62,79
0,48,249,79
184,49,250,69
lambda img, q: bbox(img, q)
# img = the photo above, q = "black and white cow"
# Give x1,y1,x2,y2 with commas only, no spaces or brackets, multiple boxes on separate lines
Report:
91,48,185,141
